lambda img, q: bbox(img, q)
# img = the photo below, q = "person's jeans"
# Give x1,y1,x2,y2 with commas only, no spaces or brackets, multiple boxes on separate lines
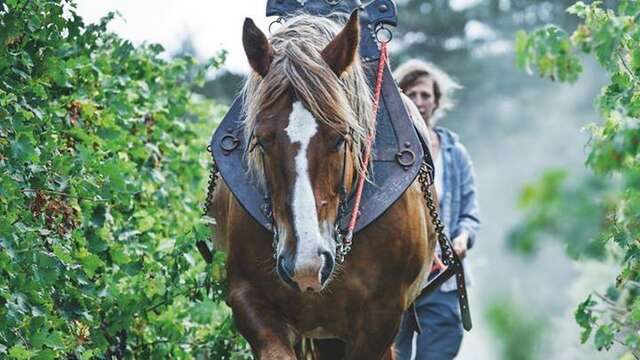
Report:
395,289,463,360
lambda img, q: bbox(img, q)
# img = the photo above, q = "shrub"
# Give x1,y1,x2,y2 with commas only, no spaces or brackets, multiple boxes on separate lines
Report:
0,1,248,358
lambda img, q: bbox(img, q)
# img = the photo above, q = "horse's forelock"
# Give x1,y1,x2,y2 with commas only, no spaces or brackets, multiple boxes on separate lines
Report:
242,13,374,186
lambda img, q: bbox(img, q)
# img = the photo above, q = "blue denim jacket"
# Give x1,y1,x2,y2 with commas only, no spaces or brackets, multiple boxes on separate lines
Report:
433,126,480,292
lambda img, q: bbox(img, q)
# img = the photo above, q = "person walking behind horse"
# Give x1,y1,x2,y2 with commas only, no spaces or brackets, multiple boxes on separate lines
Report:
393,59,480,360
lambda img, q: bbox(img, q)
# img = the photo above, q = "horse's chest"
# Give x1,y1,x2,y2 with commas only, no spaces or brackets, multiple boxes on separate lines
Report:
286,297,347,338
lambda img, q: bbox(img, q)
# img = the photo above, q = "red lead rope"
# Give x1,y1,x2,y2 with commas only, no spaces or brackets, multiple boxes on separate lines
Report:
343,43,445,275
344,42,388,241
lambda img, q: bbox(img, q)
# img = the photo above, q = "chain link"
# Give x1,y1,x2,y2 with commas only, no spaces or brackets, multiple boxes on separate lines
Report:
341,233,352,259
334,189,350,263
334,232,353,264
418,159,456,266
417,158,472,330
202,145,219,217
269,200,278,259
197,145,220,264
334,230,345,264
272,229,278,259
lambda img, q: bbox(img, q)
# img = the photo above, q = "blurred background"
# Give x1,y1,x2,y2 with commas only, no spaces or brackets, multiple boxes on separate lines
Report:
75,1,619,358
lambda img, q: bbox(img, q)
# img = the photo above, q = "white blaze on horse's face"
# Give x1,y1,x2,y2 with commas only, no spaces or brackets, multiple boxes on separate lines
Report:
283,101,334,291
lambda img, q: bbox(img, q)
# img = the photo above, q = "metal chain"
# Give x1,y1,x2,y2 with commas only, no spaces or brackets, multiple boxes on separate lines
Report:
417,158,473,331
334,229,345,264
196,145,220,264
269,199,278,259
202,145,219,217
339,228,353,261
334,190,350,263
417,158,456,266
334,231,350,265
272,230,278,259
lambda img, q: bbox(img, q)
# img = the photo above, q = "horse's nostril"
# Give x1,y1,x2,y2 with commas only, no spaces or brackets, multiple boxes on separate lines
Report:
319,250,335,285
277,255,298,290
278,256,294,279
276,255,300,290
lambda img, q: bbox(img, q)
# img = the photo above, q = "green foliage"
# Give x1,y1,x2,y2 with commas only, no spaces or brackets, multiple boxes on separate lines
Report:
0,1,249,358
515,26,583,83
508,170,608,259
194,71,245,106
485,298,546,360
515,0,640,356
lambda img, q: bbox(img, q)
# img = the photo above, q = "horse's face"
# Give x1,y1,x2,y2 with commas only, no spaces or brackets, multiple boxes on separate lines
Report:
243,12,360,292
254,93,351,293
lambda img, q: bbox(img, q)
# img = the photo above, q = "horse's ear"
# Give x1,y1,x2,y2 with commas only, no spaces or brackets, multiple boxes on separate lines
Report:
321,10,360,77
243,18,273,77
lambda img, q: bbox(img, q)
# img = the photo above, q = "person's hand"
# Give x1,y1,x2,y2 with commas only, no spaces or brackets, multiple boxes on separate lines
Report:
452,233,469,259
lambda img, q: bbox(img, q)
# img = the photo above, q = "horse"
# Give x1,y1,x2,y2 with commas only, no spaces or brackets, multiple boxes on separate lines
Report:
210,11,437,360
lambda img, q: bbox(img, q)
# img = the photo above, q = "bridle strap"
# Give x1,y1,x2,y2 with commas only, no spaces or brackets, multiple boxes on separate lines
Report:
250,124,352,260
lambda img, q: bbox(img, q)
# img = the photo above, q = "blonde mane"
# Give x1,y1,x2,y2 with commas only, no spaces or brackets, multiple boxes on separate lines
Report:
241,13,374,183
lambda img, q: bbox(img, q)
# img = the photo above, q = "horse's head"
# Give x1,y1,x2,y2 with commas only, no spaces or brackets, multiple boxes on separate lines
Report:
241,12,373,292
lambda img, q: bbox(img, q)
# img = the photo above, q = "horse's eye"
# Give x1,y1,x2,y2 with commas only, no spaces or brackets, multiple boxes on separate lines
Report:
251,136,267,152
333,136,346,151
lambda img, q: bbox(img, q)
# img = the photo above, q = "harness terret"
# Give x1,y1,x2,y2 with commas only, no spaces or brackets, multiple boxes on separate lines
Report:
199,0,472,332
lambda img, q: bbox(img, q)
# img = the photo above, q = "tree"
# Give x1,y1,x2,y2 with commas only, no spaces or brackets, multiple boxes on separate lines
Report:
392,0,581,79
513,0,640,355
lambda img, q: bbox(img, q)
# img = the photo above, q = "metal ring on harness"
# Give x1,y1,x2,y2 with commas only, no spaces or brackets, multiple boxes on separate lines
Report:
220,134,240,153
269,17,284,34
375,24,393,44
396,149,416,167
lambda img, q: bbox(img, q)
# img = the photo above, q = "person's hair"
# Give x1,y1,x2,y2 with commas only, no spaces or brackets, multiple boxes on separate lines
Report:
393,59,461,124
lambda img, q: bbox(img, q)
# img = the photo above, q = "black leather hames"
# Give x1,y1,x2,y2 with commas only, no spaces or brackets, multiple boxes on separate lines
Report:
210,0,423,236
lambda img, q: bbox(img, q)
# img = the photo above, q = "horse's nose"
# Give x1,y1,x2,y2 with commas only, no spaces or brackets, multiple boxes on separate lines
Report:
293,250,334,293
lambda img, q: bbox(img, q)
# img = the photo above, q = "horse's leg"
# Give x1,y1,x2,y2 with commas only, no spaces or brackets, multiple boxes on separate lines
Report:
228,280,297,359
382,346,396,360
346,337,397,360
346,335,398,360
344,310,402,360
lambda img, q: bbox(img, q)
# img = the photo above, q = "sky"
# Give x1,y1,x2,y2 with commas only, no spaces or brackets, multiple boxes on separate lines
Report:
75,0,483,74
76,0,273,73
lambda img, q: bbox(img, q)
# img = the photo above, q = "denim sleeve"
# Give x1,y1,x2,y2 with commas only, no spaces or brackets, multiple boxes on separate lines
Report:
454,143,481,249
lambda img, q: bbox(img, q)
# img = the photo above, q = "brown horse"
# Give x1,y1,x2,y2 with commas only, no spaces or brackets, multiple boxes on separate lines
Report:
210,11,436,360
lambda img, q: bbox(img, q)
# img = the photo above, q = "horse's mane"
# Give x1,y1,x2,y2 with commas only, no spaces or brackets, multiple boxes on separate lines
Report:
241,13,375,183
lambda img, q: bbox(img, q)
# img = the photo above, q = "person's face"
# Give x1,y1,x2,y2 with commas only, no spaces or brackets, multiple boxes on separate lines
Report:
405,77,437,124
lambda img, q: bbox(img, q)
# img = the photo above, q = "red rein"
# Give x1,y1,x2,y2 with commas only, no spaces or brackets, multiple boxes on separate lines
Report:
345,42,389,238
344,43,444,275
